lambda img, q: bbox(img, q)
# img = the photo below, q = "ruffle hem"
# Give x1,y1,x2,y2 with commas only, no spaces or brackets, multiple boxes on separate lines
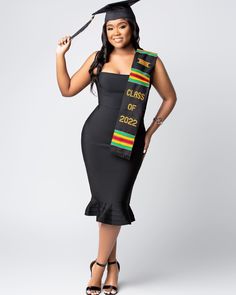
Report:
84,197,135,225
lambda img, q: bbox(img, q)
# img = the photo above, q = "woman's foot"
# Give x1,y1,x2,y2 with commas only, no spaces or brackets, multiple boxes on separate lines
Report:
86,260,107,295
103,260,120,294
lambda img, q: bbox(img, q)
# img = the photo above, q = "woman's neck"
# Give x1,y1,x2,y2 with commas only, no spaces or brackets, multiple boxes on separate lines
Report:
112,45,135,56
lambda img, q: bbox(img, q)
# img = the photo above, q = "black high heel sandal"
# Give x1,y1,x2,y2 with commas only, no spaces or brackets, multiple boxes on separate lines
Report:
102,260,120,295
86,259,107,295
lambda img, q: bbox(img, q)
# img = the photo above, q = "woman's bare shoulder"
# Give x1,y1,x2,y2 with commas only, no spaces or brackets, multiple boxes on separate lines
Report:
85,50,99,63
86,50,100,74
153,54,167,74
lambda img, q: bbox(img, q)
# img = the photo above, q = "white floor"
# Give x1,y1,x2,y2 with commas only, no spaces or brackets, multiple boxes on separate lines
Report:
1,228,235,295
1,260,235,295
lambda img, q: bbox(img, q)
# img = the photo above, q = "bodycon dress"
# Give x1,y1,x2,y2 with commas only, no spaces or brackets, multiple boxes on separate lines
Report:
81,71,146,225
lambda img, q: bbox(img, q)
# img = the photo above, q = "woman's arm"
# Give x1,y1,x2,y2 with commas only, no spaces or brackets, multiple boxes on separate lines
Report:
143,56,177,154
56,44,98,97
147,56,177,137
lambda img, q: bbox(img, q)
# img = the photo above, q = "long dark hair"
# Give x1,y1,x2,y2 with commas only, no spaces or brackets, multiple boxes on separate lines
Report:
88,17,143,95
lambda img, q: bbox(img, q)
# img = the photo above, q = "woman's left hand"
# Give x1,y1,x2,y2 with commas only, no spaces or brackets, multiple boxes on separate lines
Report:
143,132,152,157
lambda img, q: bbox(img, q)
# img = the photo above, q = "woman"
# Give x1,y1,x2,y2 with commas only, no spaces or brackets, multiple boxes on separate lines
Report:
56,1,177,294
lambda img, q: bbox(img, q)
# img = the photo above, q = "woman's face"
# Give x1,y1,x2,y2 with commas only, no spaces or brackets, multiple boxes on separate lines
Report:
106,18,133,48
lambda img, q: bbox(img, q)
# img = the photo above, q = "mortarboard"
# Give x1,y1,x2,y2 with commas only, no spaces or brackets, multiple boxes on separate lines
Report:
70,0,140,40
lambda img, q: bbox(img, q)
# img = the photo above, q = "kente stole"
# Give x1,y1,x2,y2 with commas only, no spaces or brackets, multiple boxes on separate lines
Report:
110,48,158,160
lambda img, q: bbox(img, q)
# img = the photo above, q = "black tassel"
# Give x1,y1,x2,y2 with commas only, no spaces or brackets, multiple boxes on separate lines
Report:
70,15,95,39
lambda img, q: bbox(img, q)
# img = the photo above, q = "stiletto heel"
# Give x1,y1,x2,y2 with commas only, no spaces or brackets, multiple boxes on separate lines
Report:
102,260,120,294
86,259,107,294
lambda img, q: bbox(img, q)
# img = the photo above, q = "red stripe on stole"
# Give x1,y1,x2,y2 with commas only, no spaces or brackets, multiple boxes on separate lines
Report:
130,72,149,83
112,135,134,145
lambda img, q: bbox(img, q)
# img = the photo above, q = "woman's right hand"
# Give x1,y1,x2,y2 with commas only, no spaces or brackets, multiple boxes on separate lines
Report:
56,35,72,55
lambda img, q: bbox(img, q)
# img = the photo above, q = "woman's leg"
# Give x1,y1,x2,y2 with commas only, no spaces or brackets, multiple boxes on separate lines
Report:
103,240,120,293
97,223,120,294
87,222,121,294
107,240,117,261
97,223,121,263
98,222,117,261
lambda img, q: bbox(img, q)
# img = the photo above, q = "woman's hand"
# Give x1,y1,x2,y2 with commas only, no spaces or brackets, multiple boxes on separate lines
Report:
56,35,72,55
142,131,152,158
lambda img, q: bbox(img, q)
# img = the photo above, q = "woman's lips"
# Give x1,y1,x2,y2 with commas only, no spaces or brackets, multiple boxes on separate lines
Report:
113,37,123,43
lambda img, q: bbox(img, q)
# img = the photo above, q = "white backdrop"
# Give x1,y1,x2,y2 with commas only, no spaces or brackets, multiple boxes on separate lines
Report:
0,0,235,294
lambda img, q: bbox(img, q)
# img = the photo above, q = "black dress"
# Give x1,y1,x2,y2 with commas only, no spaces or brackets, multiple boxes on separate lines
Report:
81,72,146,225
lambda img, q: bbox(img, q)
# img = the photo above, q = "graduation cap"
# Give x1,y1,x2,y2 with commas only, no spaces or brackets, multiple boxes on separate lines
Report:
70,0,140,40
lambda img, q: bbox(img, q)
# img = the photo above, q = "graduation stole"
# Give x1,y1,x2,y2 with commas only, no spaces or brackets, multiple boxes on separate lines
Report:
110,48,158,160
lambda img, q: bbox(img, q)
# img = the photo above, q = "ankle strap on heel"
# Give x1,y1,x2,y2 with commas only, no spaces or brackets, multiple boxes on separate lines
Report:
96,260,107,267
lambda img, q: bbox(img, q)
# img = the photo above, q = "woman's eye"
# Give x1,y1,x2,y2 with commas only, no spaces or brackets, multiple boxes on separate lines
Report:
107,25,126,31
